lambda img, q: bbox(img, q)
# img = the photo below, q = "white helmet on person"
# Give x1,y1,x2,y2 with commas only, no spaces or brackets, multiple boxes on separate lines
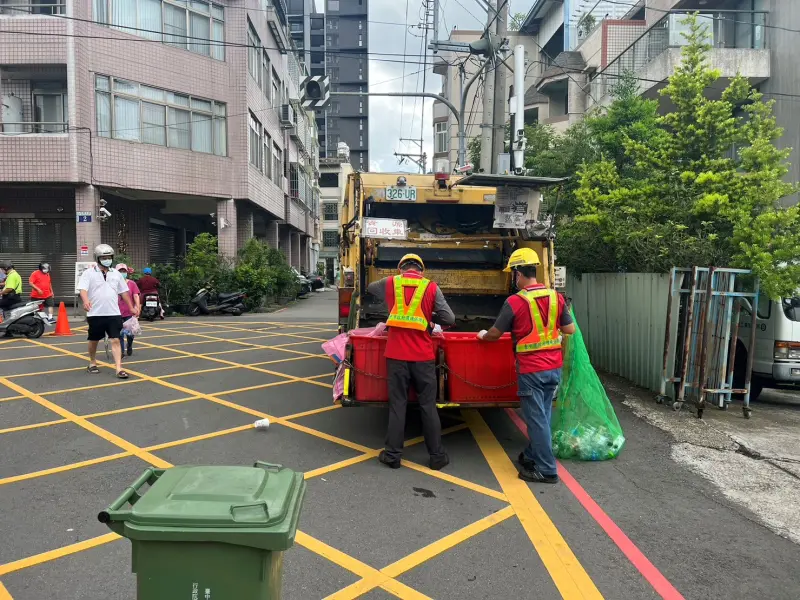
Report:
93,244,115,267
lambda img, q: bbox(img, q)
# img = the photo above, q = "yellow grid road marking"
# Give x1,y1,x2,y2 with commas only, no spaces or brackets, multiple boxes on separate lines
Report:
0,533,122,577
0,580,12,600
464,410,604,600
0,452,133,487
0,378,171,470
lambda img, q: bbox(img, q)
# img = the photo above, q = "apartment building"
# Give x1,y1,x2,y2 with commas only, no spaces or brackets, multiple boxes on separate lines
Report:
520,0,797,191
318,143,352,283
324,0,368,171
0,0,321,300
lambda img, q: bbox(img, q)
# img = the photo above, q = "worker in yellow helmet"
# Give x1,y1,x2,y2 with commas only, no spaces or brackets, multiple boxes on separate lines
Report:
477,248,575,484
367,253,455,471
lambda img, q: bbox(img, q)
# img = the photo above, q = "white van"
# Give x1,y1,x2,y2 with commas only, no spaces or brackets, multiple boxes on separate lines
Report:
738,294,800,399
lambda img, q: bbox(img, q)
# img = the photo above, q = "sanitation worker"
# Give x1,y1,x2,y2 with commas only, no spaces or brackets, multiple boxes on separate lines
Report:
367,253,454,471
477,248,575,483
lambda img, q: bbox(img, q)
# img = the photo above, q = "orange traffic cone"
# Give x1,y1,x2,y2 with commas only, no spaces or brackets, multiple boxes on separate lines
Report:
51,302,72,336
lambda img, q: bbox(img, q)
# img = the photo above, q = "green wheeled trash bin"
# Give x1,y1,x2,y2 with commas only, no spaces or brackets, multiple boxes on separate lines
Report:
98,461,306,600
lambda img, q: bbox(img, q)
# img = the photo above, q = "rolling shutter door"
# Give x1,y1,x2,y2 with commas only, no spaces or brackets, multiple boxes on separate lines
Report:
149,225,177,266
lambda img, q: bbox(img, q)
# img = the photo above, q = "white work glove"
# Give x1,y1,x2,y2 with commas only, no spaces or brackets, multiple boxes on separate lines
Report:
432,324,443,335
477,329,488,340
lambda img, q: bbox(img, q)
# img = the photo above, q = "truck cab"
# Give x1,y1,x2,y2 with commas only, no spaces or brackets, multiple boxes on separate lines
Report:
739,293,800,398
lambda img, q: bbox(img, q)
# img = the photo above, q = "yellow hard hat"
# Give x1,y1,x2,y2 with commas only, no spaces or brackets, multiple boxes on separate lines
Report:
504,248,540,272
398,253,425,271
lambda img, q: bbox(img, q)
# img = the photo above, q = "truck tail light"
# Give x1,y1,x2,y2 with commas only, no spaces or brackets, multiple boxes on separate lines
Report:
339,287,353,320
774,341,800,360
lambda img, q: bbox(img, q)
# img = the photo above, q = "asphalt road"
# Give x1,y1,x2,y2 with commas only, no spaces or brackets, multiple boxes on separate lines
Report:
1,291,799,599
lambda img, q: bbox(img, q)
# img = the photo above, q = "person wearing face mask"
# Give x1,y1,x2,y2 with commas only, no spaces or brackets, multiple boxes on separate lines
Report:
0,261,23,313
116,264,141,357
476,248,575,484
77,244,137,378
29,262,56,322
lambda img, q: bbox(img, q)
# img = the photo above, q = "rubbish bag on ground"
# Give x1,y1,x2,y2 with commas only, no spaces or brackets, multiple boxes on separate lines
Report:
551,313,625,461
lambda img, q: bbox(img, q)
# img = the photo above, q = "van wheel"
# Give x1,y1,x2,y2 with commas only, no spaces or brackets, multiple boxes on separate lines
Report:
748,378,763,402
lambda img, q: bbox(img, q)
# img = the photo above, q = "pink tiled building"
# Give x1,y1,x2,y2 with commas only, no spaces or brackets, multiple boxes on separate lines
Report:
0,0,320,299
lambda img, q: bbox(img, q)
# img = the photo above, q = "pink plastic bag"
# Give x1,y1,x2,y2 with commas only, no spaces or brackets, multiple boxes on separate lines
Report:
322,324,388,403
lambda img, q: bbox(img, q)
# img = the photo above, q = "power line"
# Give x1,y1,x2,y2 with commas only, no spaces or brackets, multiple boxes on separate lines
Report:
450,0,485,27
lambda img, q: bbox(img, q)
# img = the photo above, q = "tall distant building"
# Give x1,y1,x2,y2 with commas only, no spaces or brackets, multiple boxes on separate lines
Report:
324,0,369,171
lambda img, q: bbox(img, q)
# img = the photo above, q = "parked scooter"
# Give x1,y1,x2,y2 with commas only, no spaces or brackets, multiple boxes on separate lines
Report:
188,287,246,316
0,301,50,338
141,292,165,321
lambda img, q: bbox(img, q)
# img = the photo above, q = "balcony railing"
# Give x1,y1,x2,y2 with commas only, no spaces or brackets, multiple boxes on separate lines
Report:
0,121,68,134
0,1,65,16
590,10,768,104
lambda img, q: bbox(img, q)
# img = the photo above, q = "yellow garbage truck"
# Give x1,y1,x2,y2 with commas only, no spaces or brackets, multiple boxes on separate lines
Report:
337,171,567,332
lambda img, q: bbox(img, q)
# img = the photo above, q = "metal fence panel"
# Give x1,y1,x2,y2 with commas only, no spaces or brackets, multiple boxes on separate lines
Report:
567,273,672,392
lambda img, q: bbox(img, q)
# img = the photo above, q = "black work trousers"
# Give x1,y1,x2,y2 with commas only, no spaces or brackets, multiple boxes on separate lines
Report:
385,359,446,461
0,292,21,311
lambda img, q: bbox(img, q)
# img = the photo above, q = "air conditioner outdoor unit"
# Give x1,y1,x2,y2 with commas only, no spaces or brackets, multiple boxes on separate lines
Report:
280,104,295,128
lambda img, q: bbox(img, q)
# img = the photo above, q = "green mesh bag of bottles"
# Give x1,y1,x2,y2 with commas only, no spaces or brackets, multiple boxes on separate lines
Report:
551,313,625,461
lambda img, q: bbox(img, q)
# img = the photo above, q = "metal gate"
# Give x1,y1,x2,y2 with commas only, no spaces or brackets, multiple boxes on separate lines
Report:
148,225,177,266
657,267,760,419
0,216,77,302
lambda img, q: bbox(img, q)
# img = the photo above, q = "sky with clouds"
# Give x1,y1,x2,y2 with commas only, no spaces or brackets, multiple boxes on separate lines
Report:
365,0,532,173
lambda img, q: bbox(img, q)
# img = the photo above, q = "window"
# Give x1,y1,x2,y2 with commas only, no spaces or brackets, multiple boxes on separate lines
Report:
435,121,448,154
319,172,339,187
271,68,280,106
359,135,363,146
359,119,363,131
327,18,337,30
359,100,363,114
33,87,68,133
249,112,262,170
323,231,339,248
358,34,362,47
248,22,261,86
94,74,227,156
264,131,272,179
291,22,302,32
328,0,339,11
323,203,338,220
358,66,363,80
358,21,363,30
262,51,271,102
273,143,282,184
95,0,224,60
757,293,772,320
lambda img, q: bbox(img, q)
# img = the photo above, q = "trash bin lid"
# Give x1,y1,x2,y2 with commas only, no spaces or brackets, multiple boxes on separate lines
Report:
127,465,300,529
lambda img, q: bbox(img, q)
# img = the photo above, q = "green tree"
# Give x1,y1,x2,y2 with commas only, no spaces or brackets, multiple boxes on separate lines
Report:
508,12,526,32
569,14,799,297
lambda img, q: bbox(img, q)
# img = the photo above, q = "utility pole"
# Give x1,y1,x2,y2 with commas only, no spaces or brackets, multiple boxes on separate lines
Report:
491,0,509,174
397,137,427,173
478,0,497,173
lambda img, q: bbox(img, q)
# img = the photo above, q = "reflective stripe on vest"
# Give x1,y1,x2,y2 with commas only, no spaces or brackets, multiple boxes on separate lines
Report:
386,276,431,332
515,288,561,353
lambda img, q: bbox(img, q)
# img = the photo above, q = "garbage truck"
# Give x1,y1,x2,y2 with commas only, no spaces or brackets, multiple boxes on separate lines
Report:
334,171,568,407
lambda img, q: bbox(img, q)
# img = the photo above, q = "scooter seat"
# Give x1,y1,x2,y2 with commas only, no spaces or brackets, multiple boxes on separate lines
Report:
8,302,27,310
216,292,241,299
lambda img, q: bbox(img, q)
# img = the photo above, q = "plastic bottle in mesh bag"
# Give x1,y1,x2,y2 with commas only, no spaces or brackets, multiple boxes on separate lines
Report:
551,312,625,461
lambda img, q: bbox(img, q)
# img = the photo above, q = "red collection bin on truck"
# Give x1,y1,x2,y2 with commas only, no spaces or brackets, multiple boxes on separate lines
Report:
342,331,519,408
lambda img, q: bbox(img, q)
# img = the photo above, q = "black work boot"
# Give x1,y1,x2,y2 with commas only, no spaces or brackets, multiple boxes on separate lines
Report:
429,453,450,471
378,450,401,469
518,466,558,484
518,452,536,471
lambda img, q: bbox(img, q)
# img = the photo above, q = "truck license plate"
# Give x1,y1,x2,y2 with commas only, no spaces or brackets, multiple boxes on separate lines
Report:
146,301,158,307
386,186,417,201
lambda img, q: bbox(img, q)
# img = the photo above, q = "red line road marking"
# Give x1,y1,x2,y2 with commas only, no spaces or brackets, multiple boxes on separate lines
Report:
505,408,686,600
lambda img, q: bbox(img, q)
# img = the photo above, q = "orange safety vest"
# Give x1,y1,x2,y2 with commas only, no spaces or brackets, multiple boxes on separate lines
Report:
386,276,431,332
515,288,561,353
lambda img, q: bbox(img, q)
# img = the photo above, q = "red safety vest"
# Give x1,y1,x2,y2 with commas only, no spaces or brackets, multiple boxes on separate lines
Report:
384,272,437,362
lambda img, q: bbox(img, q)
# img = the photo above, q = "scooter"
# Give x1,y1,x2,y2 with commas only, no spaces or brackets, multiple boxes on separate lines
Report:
188,287,246,316
141,292,164,321
0,301,50,338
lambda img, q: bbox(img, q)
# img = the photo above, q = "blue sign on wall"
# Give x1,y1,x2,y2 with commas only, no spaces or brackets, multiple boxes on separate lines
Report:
76,211,92,223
